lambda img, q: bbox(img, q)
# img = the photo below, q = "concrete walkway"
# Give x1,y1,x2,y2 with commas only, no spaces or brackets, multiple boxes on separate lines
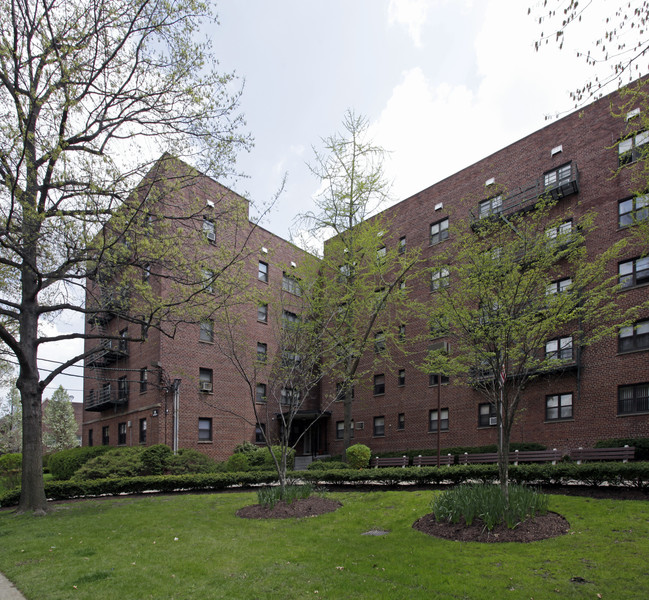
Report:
0,571,27,599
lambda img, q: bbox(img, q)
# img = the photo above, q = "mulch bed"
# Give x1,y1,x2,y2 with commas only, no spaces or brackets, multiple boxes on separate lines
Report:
412,511,570,543
236,496,341,519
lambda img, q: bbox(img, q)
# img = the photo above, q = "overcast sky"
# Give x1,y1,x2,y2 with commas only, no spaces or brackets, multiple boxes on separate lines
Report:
35,0,644,402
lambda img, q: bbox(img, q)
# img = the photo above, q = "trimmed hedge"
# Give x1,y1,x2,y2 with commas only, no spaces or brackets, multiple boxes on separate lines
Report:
48,446,111,480
3,463,648,508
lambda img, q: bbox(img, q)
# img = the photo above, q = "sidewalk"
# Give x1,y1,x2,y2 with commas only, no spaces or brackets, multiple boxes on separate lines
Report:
0,571,27,599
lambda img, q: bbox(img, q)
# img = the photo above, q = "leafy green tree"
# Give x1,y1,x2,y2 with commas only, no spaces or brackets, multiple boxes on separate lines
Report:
423,200,624,499
0,385,21,454
0,0,249,513
43,386,79,452
295,111,420,458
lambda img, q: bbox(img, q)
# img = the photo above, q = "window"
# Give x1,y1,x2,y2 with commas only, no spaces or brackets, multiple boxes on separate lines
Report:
255,383,267,403
429,409,449,432
618,383,649,414
376,246,386,262
545,220,573,242
118,376,129,401
430,218,449,244
118,422,127,445
619,130,649,165
255,423,266,443
142,263,151,283
202,268,215,293
544,164,572,190
374,331,386,354
281,388,298,405
478,403,497,427
335,382,354,401
397,413,405,430
398,369,405,387
545,336,573,361
429,373,449,386
139,419,147,444
373,416,385,437
203,216,215,240
258,261,268,283
398,324,406,342
199,368,213,392
257,303,268,323
102,425,109,446
139,368,148,393
619,320,649,352
282,350,301,365
119,328,128,353
373,374,385,395
257,342,268,363
619,195,649,227
198,418,212,441
199,320,214,343
546,393,573,421
398,236,406,254
431,267,450,291
479,195,502,218
282,272,301,296
547,277,572,295
282,310,299,327
619,257,649,288
336,420,354,440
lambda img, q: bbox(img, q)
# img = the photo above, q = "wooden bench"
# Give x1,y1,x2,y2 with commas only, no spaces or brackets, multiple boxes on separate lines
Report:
511,449,562,465
459,452,499,465
370,456,409,468
570,446,635,464
459,450,562,465
412,454,454,467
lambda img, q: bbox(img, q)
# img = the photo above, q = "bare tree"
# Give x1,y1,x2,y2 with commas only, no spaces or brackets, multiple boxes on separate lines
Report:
0,0,249,513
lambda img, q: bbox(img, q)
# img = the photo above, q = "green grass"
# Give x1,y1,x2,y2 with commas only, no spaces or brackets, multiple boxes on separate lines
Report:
0,490,648,599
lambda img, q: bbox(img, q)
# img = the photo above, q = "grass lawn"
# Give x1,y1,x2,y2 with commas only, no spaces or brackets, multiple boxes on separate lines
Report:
0,490,648,599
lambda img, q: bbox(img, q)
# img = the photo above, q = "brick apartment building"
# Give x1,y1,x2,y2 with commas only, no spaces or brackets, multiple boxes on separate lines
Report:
83,83,649,460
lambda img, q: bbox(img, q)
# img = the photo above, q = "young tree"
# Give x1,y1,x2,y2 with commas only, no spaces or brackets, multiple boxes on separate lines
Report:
212,256,337,491
423,200,624,498
43,386,79,452
295,111,420,458
0,385,21,455
0,0,249,513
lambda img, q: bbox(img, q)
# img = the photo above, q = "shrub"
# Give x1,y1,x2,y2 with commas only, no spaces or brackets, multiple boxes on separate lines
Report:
346,444,371,469
166,449,218,474
307,460,347,471
232,441,258,455
256,483,314,509
431,483,549,530
0,453,21,475
49,446,110,480
141,444,173,475
72,447,144,480
250,446,295,471
226,453,251,472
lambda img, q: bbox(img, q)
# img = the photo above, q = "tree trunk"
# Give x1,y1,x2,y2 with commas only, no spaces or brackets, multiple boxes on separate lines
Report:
342,392,353,462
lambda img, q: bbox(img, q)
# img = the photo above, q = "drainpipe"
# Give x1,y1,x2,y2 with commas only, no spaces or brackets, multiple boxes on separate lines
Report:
172,379,181,455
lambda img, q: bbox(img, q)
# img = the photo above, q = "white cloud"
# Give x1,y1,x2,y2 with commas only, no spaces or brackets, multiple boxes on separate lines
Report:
387,0,431,47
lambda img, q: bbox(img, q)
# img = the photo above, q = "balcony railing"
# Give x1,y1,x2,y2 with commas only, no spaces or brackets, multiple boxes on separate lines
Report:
85,387,129,412
471,162,580,225
86,338,129,367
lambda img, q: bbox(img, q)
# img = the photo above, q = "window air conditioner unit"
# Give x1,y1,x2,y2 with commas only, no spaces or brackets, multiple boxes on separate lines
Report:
206,232,216,242
356,421,364,430
206,200,215,208
489,417,498,426
200,381,213,392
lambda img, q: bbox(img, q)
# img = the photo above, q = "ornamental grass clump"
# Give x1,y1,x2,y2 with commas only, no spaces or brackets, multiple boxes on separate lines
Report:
257,483,314,509
431,483,549,531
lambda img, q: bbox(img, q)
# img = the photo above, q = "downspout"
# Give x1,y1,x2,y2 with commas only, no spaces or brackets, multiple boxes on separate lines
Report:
172,379,181,455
